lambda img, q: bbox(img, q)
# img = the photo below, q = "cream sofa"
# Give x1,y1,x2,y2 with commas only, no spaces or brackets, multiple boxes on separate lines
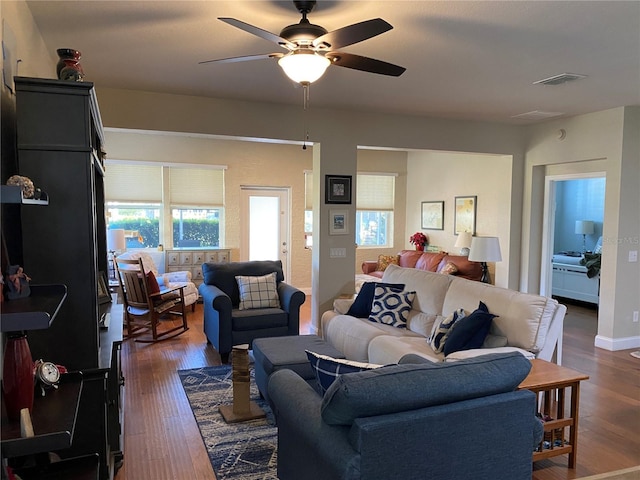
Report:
321,264,566,365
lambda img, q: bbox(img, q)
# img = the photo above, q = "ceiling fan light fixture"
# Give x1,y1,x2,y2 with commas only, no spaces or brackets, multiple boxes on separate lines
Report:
278,51,330,84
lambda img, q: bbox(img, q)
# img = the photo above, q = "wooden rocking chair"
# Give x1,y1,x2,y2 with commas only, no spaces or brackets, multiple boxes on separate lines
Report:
115,257,189,342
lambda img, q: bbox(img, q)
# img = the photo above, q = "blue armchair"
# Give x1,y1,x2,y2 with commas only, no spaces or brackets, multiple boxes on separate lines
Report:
268,352,543,480
199,260,305,363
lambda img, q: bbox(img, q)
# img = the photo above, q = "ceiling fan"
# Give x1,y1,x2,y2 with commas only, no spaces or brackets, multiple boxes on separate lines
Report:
200,0,406,85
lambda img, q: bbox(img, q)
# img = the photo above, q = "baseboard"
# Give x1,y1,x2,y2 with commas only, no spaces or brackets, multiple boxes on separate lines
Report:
594,335,640,351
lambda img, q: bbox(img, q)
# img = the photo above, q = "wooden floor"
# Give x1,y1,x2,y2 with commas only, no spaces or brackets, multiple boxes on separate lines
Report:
116,299,639,480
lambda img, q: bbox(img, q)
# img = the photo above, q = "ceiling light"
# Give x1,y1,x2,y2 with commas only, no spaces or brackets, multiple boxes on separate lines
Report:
278,50,331,84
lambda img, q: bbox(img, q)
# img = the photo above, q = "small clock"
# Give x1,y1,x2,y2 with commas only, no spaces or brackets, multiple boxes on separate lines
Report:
34,359,61,396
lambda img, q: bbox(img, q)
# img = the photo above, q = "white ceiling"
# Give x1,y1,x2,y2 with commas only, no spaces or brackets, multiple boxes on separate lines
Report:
25,0,640,125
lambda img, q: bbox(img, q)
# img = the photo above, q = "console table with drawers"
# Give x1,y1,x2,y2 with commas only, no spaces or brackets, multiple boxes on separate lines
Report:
165,249,231,287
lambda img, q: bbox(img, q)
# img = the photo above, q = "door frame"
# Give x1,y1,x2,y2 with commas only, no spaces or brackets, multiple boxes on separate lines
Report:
239,186,291,281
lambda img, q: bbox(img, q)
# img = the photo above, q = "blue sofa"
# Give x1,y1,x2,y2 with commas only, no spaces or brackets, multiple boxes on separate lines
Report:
199,260,305,362
268,352,542,480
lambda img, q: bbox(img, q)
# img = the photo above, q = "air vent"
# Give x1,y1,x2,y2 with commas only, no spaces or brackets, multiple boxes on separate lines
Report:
533,73,587,86
511,110,564,120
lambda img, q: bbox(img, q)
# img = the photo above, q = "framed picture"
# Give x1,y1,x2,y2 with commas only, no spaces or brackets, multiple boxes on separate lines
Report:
97,271,112,304
329,209,349,235
325,175,352,204
421,201,444,230
454,196,477,235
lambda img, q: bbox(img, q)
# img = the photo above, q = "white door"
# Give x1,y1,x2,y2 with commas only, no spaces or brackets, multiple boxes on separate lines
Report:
240,187,290,278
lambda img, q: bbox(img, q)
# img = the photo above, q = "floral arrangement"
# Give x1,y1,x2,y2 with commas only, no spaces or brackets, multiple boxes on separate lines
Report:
409,232,428,247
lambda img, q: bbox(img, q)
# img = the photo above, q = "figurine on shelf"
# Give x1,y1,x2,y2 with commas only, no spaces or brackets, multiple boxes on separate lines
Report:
5,265,31,299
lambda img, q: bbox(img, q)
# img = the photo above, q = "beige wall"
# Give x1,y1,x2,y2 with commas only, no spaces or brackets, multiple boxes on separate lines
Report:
406,151,512,287
4,2,637,348
523,107,640,349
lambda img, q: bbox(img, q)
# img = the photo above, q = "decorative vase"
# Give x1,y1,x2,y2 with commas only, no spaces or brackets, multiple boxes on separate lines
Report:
416,245,425,251
56,48,84,81
2,333,35,422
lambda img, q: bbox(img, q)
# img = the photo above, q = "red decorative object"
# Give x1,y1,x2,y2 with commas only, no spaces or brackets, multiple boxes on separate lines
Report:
2,333,35,422
56,48,85,81
409,231,428,250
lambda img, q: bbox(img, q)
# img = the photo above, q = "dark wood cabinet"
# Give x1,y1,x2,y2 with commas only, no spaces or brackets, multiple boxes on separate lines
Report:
2,77,124,480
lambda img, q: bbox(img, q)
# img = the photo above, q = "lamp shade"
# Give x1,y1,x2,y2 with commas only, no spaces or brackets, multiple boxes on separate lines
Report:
278,50,331,84
575,220,594,235
468,236,502,262
107,228,126,252
454,231,473,249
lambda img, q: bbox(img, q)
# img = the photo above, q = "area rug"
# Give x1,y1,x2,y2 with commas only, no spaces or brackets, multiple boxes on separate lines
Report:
178,365,278,480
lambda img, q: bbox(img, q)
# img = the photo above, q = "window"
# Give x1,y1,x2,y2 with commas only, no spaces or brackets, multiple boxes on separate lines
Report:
355,174,395,247
303,171,395,247
105,162,225,249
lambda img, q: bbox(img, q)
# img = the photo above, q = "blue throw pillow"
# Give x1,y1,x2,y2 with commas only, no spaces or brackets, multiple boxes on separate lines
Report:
443,301,498,356
306,350,382,394
346,282,404,318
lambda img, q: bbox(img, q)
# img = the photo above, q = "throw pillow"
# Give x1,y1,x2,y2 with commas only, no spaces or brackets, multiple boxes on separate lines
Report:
428,308,466,354
439,261,459,275
306,350,382,394
146,271,161,295
443,301,498,356
346,282,405,318
235,272,280,310
376,254,399,272
368,285,415,328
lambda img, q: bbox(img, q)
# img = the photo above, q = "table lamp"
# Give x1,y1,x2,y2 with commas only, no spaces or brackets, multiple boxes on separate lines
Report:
468,236,502,283
454,231,473,256
575,220,594,254
107,229,126,280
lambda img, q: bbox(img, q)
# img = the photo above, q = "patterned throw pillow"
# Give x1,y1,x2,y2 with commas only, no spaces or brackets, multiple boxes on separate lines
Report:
235,272,280,310
306,350,382,394
439,261,459,275
428,308,466,353
376,254,399,272
368,285,415,328
346,282,405,318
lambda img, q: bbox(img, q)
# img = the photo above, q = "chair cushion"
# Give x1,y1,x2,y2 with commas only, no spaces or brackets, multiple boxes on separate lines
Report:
321,351,532,426
236,272,280,310
231,308,288,331
146,271,160,295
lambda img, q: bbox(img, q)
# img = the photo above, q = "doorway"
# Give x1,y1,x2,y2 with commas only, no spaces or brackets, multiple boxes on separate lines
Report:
240,186,291,279
541,173,605,306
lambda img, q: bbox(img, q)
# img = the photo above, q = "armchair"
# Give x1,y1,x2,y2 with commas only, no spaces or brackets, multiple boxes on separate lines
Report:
199,260,305,363
118,251,198,310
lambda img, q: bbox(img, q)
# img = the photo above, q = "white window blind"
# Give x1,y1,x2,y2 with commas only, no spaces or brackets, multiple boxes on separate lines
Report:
169,167,224,207
356,174,395,211
105,164,162,203
304,171,313,210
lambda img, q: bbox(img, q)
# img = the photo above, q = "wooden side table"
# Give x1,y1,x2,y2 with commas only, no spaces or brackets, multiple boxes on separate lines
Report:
518,359,589,468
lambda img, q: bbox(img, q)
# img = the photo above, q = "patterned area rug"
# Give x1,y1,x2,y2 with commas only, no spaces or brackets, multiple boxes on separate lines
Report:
178,365,278,480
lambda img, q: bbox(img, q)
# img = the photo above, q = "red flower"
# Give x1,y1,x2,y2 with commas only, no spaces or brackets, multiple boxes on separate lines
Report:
409,232,428,246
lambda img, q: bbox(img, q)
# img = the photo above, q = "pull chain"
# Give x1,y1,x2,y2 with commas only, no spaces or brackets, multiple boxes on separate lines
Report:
302,82,310,150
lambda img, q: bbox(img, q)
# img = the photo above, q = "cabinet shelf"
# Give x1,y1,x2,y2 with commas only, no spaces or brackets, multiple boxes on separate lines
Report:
0,185,48,205
0,284,67,332
1,372,83,458
10,453,99,480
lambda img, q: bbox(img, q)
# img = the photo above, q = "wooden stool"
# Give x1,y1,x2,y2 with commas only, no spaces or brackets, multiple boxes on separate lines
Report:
219,344,266,423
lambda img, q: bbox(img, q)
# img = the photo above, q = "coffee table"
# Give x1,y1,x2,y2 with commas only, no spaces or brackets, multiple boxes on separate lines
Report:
518,359,589,468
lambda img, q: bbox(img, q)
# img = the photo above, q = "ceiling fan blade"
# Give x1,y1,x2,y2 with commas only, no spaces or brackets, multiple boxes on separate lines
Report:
313,18,392,50
199,53,283,65
218,17,295,49
326,52,406,77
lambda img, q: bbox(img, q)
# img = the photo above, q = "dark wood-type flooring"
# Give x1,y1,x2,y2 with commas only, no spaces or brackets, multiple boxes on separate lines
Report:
115,298,639,480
